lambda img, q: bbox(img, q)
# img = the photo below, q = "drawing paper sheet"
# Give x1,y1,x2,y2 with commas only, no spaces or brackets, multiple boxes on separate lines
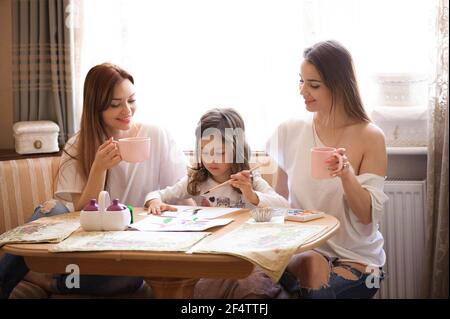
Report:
161,205,241,219
0,214,80,247
49,230,210,252
191,223,328,281
130,215,233,232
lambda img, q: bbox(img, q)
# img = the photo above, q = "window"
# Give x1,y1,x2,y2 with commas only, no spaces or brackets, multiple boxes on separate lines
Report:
78,0,436,150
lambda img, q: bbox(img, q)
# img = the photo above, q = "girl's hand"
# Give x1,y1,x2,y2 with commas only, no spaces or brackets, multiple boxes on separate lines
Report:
326,148,351,178
92,138,122,172
230,170,259,205
145,198,177,215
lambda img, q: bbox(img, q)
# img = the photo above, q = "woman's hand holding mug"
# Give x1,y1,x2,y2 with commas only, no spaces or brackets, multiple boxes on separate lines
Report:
311,147,350,179
93,137,122,172
327,148,351,177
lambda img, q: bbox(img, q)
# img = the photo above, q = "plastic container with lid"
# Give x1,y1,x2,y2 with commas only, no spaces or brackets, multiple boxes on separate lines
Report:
80,192,131,231
83,199,99,211
107,199,126,211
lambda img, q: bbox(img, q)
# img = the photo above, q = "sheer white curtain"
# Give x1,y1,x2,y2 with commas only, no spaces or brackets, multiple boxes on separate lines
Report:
78,0,436,150
299,0,435,105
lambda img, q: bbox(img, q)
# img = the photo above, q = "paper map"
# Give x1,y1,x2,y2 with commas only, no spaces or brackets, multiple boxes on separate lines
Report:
49,230,210,252
191,223,328,281
0,214,80,247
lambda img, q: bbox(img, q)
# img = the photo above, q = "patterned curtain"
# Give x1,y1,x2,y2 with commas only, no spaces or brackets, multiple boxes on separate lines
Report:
12,0,77,145
423,0,449,299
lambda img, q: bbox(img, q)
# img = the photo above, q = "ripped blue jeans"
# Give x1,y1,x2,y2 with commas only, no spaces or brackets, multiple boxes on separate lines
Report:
0,201,143,298
279,255,385,299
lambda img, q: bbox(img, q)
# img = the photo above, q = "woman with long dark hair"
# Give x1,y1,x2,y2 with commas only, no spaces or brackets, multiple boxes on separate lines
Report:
268,40,388,298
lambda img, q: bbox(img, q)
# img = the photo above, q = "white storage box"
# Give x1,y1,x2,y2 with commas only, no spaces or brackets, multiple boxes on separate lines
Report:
371,106,428,147
372,73,428,107
13,121,60,154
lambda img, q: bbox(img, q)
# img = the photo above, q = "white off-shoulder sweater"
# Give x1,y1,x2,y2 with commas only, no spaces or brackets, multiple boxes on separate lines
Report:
267,115,389,267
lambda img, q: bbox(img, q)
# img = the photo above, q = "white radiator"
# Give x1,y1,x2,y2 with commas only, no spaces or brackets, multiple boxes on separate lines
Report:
375,180,427,299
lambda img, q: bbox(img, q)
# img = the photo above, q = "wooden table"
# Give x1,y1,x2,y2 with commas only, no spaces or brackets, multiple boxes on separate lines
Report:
1,209,339,298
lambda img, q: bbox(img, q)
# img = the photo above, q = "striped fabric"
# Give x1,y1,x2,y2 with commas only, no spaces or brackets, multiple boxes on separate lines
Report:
12,0,76,145
9,280,49,299
0,156,61,234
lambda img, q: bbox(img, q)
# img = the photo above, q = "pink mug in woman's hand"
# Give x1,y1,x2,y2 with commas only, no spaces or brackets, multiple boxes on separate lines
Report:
311,147,343,179
117,137,151,163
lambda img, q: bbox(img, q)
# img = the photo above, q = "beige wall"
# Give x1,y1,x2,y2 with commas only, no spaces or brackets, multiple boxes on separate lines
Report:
0,0,13,149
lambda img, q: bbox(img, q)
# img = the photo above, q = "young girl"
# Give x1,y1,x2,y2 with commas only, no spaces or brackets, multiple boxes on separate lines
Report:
145,108,288,214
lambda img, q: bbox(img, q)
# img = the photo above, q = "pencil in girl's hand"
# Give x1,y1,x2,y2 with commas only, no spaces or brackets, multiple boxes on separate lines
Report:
201,163,264,196
201,179,232,196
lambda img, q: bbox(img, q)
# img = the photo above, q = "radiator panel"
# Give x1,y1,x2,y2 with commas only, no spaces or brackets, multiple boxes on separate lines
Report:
375,180,426,299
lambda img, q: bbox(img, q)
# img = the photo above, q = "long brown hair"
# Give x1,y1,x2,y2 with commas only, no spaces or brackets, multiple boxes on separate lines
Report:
187,108,251,196
303,40,370,123
64,63,134,180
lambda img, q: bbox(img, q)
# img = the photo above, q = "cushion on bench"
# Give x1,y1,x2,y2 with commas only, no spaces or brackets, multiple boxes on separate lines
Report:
0,157,61,234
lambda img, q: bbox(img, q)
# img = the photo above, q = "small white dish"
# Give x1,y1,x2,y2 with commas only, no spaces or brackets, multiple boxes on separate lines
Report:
251,207,273,222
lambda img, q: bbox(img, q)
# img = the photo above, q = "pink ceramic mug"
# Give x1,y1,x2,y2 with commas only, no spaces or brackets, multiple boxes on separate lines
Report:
311,147,343,179
117,137,150,163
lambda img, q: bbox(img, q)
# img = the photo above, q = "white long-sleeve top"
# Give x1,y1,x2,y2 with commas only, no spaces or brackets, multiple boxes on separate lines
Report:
145,172,289,209
267,115,389,267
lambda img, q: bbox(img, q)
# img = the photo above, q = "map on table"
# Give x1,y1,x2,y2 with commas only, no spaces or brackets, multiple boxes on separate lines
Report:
0,214,80,247
49,230,210,252
190,223,328,281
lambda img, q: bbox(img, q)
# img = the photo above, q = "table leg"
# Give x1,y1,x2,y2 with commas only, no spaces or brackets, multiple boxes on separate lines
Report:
145,278,199,299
